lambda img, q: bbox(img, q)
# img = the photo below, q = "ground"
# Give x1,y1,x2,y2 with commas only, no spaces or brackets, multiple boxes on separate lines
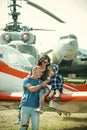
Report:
0,105,87,130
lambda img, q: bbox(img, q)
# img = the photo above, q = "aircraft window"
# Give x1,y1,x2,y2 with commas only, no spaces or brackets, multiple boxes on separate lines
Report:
70,34,77,39
18,45,37,58
0,54,3,59
60,36,69,39
8,45,16,49
60,34,77,40
0,49,4,59
7,47,31,71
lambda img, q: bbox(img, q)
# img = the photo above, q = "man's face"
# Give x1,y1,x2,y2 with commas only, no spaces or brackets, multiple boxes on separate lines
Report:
34,67,43,78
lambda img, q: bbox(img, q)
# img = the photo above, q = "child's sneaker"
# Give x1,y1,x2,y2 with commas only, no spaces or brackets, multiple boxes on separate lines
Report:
35,108,43,114
53,95,60,101
14,118,20,124
47,95,52,101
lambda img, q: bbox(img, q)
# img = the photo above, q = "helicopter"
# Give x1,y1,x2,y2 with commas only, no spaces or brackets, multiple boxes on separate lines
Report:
0,0,67,65
0,0,86,79
0,0,65,92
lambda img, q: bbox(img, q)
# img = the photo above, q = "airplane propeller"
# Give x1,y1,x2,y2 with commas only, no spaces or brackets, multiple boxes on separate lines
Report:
24,0,66,23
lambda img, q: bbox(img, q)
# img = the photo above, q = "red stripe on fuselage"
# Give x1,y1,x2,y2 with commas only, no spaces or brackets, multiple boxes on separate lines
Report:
0,61,29,78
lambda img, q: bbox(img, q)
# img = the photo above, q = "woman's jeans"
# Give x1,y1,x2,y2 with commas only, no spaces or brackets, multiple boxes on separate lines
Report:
20,106,40,130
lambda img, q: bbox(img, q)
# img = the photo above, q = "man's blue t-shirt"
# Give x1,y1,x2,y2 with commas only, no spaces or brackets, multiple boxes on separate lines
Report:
21,77,43,108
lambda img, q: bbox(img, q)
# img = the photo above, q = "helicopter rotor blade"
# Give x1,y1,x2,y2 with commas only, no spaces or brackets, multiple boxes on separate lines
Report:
24,0,66,23
30,28,55,31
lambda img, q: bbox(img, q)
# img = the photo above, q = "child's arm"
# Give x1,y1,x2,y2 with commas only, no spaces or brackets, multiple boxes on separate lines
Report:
47,65,55,76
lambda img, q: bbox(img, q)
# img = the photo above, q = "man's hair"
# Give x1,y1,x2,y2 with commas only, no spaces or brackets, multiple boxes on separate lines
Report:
31,65,40,73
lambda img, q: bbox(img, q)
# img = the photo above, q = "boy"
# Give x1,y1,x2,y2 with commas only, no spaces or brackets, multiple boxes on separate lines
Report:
47,64,64,101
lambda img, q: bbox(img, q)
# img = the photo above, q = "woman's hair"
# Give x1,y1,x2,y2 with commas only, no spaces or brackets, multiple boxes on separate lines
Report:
37,55,51,66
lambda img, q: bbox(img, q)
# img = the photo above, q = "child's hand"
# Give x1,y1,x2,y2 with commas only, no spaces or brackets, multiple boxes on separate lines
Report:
47,66,55,76
46,77,50,83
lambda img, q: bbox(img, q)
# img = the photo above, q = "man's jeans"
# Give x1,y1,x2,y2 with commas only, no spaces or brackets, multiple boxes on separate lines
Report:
20,106,40,130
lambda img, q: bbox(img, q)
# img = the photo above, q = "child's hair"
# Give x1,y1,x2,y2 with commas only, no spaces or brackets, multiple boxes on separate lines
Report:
51,64,59,74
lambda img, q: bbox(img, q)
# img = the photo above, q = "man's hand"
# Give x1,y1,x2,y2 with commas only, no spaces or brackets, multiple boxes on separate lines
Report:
40,81,48,87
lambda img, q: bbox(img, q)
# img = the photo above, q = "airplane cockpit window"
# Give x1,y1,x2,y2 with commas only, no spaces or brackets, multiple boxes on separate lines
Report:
70,34,77,39
60,34,77,40
78,49,87,56
7,47,31,71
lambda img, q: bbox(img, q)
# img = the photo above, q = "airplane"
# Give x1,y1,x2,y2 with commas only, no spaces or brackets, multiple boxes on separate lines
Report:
0,0,87,115
51,34,87,77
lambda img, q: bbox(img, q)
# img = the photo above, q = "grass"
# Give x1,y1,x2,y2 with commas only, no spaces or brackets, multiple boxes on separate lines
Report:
0,108,87,130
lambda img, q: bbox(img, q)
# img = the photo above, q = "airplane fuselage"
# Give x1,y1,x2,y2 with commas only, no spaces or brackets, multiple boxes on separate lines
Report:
52,34,78,66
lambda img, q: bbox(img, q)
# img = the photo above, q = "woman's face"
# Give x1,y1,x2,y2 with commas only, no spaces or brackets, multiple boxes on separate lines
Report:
40,59,49,70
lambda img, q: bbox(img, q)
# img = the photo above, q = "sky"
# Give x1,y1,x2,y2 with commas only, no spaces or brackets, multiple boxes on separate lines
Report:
0,0,87,52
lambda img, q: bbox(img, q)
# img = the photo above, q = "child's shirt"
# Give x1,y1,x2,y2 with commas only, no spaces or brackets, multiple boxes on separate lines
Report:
50,64,64,92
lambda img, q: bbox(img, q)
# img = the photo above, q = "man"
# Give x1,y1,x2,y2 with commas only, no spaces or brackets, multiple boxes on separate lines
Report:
20,65,49,130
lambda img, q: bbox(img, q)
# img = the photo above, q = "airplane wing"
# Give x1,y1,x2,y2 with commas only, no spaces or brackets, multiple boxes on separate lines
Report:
64,82,87,91
0,91,87,113
0,92,22,102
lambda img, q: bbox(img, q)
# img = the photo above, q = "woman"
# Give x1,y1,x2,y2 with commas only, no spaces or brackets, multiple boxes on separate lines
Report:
37,55,51,81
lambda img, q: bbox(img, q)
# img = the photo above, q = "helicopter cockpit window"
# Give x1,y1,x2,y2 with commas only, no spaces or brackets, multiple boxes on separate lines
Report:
0,49,4,59
18,45,37,58
7,47,31,71
8,44,16,49
0,54,3,59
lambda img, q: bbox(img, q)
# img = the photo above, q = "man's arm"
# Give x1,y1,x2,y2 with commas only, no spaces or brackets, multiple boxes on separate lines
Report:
26,81,48,92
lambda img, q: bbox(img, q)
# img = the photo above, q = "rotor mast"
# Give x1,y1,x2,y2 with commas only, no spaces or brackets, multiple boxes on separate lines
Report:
5,0,21,31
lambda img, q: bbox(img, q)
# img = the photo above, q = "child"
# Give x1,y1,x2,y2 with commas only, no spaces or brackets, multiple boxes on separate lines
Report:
47,64,64,101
